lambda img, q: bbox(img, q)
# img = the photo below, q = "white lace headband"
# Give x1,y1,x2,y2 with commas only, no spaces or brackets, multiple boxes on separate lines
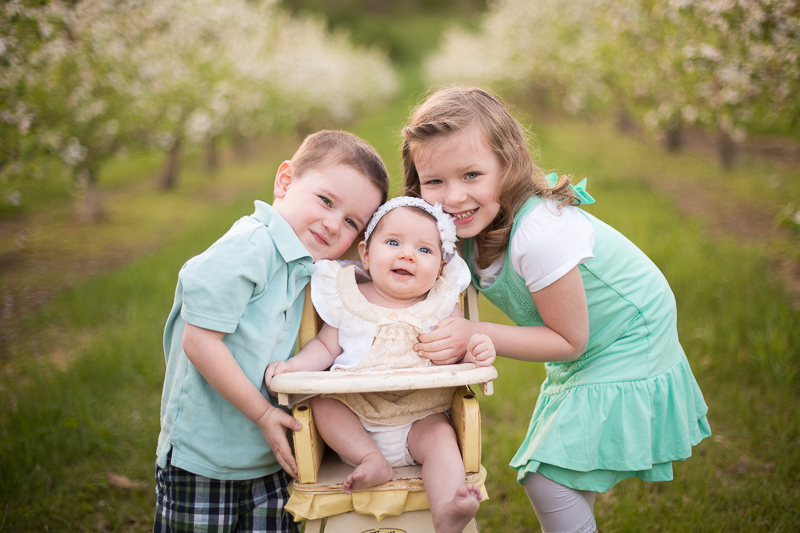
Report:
364,196,458,261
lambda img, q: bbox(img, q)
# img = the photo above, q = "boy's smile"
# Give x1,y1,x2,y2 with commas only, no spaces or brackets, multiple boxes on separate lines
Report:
415,124,502,239
273,161,382,262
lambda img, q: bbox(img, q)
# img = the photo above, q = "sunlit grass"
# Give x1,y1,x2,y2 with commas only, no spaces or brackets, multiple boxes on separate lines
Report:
1,97,799,531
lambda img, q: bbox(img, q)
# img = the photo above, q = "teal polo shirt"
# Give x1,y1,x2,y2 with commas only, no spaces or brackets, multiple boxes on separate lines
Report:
156,201,315,480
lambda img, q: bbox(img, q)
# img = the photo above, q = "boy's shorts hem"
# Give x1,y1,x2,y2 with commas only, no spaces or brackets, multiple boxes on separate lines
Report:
154,456,299,533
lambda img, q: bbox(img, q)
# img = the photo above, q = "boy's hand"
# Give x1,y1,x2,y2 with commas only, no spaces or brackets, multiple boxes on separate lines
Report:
255,406,301,479
264,361,293,397
464,333,496,367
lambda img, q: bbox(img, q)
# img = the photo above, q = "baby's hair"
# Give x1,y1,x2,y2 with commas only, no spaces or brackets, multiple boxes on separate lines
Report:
402,85,578,269
292,130,390,204
365,206,442,257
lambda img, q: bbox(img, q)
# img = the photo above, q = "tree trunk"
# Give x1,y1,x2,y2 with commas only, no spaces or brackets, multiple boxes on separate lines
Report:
157,137,182,190
718,129,737,171
616,108,636,135
663,119,682,152
74,166,105,223
206,135,219,176
233,132,252,161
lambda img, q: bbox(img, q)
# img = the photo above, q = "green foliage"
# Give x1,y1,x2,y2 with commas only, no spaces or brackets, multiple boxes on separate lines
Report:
1,103,799,530
1,4,799,530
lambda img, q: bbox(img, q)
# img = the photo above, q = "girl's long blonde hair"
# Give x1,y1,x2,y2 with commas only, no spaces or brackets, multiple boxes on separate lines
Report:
402,86,579,269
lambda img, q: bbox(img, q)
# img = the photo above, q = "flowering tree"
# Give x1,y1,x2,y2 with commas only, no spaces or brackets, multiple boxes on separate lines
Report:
425,0,800,168
1,0,140,220
1,0,398,217
425,0,612,114
660,0,800,167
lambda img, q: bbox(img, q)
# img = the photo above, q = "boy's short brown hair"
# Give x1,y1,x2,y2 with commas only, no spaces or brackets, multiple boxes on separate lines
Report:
292,130,390,204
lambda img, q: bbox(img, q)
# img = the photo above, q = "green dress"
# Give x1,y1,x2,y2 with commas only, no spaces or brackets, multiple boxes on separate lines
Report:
462,196,711,493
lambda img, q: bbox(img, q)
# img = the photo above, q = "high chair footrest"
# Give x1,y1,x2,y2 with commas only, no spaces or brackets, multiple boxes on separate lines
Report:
292,450,482,495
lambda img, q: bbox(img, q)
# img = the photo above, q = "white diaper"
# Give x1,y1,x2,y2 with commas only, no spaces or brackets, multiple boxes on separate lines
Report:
339,420,417,468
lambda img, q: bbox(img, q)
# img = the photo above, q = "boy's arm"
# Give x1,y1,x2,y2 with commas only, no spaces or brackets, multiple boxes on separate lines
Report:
182,323,301,478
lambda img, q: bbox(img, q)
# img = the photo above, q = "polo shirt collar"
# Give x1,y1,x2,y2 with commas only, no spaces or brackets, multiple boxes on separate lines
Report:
251,200,315,266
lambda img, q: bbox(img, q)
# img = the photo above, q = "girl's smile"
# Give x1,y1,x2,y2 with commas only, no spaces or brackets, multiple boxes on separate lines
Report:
414,124,503,239
450,208,478,224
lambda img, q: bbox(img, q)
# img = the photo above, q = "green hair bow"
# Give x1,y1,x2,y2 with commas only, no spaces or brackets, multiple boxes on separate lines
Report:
544,172,596,205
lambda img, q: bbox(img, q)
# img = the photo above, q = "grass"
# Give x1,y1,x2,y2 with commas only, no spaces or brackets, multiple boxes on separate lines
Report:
2,4,800,530
1,94,799,531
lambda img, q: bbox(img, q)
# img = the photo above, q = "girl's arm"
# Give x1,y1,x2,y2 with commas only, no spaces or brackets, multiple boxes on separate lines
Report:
416,266,589,364
264,323,342,389
182,324,302,478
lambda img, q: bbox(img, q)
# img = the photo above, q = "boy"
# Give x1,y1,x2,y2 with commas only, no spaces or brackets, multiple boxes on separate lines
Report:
154,130,389,533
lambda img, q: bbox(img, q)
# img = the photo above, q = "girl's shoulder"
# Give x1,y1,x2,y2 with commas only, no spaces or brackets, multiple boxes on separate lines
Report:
509,201,596,292
512,200,594,250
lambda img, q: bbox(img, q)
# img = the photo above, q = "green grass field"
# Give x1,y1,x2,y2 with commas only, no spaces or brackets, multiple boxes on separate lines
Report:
2,3,800,529
1,94,798,531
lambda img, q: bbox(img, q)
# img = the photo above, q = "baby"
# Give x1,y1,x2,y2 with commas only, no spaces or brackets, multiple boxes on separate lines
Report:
266,196,495,533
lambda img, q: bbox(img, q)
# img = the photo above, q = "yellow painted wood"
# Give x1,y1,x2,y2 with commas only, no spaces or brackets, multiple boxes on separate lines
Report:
292,450,482,495
292,401,325,484
450,386,481,474
317,510,478,533
298,287,322,350
463,284,480,322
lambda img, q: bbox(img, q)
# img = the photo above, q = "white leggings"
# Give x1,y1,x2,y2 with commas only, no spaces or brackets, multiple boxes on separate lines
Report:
523,472,598,533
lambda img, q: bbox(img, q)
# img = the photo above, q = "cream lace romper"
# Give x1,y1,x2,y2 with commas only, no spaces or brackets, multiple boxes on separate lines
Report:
310,258,471,466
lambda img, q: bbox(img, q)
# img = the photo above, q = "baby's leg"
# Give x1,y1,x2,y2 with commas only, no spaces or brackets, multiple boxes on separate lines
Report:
408,413,481,533
309,396,393,494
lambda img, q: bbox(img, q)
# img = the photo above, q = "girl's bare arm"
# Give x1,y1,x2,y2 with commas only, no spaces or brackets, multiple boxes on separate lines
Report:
415,266,589,364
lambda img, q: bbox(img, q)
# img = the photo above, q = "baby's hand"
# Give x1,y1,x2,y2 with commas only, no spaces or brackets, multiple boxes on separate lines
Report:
264,361,293,396
464,333,496,367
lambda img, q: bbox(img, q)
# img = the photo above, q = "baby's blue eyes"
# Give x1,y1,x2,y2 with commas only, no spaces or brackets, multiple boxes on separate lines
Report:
385,240,432,254
465,172,478,180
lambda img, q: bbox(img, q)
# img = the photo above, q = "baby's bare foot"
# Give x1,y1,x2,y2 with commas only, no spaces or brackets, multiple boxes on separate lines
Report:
431,484,481,533
342,452,393,494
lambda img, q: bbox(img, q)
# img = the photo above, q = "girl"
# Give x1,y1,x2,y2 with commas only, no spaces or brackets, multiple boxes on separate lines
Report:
403,86,711,533
265,196,495,533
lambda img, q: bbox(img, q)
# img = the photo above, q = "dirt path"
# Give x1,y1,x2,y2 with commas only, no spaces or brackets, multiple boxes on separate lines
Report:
644,129,800,308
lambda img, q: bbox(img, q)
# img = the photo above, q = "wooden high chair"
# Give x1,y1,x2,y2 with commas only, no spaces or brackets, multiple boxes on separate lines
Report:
270,246,496,533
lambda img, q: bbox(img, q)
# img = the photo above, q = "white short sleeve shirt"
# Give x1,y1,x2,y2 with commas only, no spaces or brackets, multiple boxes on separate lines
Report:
475,200,595,292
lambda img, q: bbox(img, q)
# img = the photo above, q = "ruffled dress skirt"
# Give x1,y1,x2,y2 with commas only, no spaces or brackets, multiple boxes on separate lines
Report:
510,350,711,493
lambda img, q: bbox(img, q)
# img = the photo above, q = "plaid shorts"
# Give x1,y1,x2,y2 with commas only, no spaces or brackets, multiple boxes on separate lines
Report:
154,457,299,533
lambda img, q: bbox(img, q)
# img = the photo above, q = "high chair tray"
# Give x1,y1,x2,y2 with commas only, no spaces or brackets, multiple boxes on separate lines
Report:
270,363,497,406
